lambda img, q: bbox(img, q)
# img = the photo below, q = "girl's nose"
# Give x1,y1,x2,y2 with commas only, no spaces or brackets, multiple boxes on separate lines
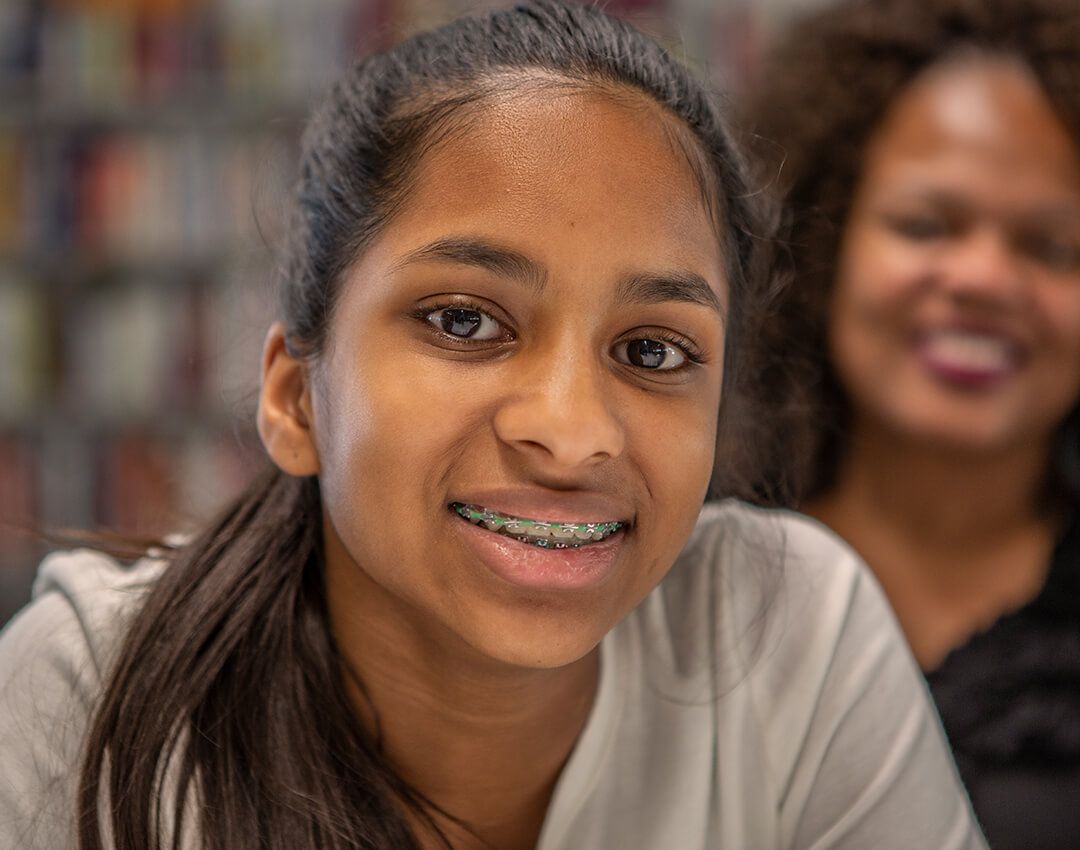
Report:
492,351,625,470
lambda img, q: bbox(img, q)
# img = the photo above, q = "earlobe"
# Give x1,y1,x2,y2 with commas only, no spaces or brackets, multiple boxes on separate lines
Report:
257,322,321,477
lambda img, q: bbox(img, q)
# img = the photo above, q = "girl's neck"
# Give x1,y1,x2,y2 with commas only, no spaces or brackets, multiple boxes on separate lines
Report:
328,565,598,850
365,644,596,850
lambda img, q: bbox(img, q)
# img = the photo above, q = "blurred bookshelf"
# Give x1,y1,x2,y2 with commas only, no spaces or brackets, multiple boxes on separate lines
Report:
0,0,816,627
0,0,380,626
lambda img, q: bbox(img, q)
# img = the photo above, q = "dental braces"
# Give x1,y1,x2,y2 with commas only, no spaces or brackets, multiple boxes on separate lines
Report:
452,503,622,548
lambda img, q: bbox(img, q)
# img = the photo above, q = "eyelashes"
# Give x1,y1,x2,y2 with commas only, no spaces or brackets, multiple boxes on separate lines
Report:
416,298,704,373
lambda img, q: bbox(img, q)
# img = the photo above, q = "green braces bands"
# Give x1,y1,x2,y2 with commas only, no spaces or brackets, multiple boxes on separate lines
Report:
452,503,623,548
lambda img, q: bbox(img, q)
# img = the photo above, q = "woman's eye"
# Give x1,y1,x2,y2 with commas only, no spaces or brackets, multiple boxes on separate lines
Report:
887,214,948,241
426,307,506,340
1020,232,1080,271
614,339,687,370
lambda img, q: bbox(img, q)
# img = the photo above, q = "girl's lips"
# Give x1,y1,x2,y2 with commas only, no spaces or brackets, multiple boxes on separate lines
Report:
450,508,626,591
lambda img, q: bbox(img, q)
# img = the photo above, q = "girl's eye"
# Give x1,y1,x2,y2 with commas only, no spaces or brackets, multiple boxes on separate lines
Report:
426,307,507,340
614,338,687,370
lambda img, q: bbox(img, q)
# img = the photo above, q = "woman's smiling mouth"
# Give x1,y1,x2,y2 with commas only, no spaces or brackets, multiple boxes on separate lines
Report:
914,327,1023,389
451,503,624,548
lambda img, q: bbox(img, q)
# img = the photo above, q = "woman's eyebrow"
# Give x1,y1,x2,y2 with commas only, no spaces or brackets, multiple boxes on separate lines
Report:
616,271,724,315
393,236,546,292
888,186,1080,227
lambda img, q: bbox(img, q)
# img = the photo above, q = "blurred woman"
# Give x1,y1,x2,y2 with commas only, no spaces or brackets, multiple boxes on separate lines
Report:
745,0,1080,846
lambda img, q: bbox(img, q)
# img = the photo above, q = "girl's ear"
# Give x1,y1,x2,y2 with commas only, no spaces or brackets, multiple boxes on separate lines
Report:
257,322,321,477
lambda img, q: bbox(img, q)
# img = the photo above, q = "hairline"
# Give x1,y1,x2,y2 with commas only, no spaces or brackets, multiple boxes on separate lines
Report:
315,69,730,369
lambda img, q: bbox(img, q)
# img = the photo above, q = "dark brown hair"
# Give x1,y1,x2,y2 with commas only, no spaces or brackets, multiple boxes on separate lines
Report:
742,0,1080,504
77,3,783,848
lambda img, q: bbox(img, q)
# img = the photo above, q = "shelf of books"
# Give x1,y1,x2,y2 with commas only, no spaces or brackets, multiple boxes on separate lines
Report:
0,0,775,625
0,0,376,624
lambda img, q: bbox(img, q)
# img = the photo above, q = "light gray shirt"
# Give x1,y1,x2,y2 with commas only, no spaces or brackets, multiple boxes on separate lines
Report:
0,501,987,849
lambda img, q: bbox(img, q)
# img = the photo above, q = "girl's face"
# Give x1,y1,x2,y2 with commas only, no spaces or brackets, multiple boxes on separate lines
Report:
830,58,1080,455
307,88,727,672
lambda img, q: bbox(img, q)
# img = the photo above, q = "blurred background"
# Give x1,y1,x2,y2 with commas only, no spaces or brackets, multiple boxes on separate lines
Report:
0,0,829,627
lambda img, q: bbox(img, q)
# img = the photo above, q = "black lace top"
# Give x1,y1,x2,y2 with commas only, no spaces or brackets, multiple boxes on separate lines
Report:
927,522,1080,850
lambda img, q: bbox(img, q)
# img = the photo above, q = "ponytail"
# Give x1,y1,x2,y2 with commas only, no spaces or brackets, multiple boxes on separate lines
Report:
77,467,440,849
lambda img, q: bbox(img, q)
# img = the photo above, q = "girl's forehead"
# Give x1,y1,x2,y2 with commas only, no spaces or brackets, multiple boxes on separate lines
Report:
402,82,719,233
333,82,728,318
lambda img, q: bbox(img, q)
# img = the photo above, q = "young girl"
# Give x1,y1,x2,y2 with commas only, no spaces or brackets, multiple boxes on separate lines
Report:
0,3,985,849
744,0,1080,845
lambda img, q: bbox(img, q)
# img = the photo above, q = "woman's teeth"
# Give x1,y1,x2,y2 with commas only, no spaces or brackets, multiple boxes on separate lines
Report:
452,503,623,549
923,330,1013,373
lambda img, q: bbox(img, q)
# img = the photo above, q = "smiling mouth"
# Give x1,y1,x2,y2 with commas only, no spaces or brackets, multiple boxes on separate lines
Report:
451,503,624,549
921,329,1016,373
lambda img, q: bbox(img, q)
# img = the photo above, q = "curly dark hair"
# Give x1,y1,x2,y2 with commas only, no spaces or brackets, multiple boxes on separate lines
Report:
741,0,1080,505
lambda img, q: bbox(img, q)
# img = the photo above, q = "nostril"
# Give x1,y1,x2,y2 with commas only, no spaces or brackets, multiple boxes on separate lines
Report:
493,398,625,467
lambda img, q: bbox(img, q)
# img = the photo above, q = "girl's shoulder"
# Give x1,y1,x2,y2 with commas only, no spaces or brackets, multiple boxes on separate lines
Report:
686,498,864,576
0,546,167,727
20,548,167,676
637,498,898,707
584,503,984,849
0,549,166,849
671,499,870,632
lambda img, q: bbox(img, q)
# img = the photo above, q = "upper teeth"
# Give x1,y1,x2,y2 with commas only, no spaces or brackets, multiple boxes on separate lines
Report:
452,503,623,549
924,330,1012,372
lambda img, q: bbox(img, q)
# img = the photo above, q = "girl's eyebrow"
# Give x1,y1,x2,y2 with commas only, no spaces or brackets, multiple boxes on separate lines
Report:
395,234,724,315
615,270,724,315
394,236,547,292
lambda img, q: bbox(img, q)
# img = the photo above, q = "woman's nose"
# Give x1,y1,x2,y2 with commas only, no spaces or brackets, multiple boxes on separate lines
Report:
492,350,625,470
938,226,1027,306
